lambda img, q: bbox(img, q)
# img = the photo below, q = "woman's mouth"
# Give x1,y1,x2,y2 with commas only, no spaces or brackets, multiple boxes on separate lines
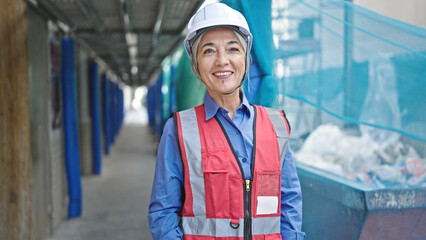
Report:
213,71,232,77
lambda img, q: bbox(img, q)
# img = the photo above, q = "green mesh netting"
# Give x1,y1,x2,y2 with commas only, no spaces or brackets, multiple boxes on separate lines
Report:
173,46,206,111
271,0,426,142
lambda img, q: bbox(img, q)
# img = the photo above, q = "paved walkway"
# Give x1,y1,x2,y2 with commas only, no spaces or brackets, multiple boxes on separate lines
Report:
49,109,156,240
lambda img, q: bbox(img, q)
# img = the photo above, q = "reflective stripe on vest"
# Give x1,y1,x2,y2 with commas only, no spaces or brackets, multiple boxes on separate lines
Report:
180,216,281,236
176,107,206,216
176,104,289,239
265,107,290,166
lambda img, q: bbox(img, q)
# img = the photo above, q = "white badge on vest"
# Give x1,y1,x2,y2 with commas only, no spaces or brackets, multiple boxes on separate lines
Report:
256,196,278,215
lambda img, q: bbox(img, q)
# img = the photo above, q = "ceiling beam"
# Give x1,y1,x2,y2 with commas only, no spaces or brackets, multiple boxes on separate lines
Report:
76,29,183,36
152,0,168,46
119,0,138,77
119,0,133,33
33,0,124,74
178,0,204,32
76,0,105,32
36,0,74,30
141,0,169,76
140,0,205,84
75,0,127,74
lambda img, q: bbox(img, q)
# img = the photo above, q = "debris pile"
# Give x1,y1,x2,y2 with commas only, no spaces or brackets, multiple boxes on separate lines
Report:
295,124,426,188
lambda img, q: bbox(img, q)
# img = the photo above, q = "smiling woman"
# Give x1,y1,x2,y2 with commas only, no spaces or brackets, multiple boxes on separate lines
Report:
196,28,246,111
147,3,305,240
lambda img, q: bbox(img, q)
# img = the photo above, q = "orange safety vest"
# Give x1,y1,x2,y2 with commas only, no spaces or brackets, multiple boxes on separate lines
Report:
175,104,290,240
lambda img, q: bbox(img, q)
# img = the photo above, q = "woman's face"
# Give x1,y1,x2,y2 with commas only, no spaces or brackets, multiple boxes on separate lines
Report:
196,28,245,97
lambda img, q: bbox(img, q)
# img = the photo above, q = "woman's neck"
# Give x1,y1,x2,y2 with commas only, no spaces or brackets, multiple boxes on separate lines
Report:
209,90,241,119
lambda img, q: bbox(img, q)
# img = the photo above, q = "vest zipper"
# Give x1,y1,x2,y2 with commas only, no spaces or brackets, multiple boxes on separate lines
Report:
244,179,252,240
213,115,255,240
244,105,258,240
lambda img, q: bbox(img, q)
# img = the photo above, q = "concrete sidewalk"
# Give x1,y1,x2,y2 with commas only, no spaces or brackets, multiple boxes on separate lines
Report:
49,110,157,240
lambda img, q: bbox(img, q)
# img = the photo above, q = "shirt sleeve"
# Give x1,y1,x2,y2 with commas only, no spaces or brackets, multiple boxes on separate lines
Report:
147,118,184,240
281,144,306,240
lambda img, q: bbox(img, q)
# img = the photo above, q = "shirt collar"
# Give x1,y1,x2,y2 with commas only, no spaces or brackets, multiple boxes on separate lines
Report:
203,90,252,121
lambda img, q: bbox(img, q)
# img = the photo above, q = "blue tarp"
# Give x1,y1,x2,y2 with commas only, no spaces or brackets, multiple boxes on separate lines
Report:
61,38,82,218
102,74,124,153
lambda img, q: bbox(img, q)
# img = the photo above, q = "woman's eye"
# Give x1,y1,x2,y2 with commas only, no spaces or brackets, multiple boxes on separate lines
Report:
229,47,240,53
203,49,214,54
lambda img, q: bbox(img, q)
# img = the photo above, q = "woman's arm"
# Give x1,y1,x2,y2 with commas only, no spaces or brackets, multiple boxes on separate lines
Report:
147,118,184,239
280,145,306,240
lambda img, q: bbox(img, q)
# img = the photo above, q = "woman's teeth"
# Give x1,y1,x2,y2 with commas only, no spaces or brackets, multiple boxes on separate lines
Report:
214,71,232,76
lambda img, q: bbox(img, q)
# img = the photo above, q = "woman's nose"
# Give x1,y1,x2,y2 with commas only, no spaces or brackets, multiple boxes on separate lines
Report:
215,50,229,66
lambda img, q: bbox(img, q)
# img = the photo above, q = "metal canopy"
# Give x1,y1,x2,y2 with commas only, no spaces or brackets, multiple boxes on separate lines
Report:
35,0,204,86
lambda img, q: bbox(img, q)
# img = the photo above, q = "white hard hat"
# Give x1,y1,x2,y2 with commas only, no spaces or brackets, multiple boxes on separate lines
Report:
184,2,252,58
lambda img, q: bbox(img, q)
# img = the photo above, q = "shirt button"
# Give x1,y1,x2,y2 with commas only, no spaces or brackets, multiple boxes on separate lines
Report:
242,158,247,163
236,131,240,135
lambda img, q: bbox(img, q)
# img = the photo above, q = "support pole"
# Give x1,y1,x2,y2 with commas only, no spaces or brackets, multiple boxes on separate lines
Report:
343,0,357,129
0,1,32,239
103,74,111,154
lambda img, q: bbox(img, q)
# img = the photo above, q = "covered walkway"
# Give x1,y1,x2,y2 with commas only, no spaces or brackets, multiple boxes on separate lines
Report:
1,1,425,240
49,109,155,240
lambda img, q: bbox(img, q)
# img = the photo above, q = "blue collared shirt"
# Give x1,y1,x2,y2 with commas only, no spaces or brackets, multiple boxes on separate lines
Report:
148,92,305,240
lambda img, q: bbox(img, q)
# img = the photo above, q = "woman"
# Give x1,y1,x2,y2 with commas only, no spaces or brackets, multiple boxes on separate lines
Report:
148,3,305,240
